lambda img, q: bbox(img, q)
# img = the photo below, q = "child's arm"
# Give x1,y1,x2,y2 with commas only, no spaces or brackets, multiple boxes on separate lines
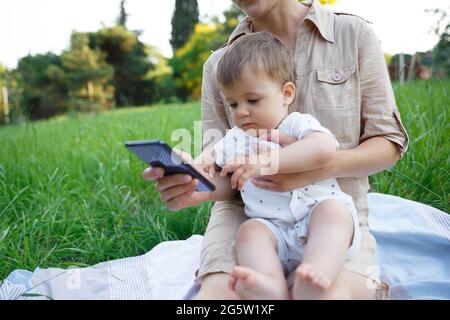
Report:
267,131,337,174
220,131,337,190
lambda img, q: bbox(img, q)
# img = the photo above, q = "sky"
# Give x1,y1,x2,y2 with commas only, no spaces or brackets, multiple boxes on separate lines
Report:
0,0,448,69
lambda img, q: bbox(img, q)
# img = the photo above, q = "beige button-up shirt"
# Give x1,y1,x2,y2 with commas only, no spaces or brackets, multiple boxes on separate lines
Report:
200,0,409,226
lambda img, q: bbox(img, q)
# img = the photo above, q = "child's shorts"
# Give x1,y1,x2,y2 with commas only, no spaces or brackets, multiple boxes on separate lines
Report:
253,198,361,275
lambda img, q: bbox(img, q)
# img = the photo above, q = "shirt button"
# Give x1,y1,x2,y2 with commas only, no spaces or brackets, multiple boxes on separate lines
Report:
333,71,343,82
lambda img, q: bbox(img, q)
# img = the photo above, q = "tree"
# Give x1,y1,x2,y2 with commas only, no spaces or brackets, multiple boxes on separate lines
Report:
170,0,199,52
169,3,243,101
15,53,68,119
426,8,449,78
0,64,8,122
432,25,449,78
145,46,176,103
0,64,6,94
117,0,128,27
171,23,228,100
62,32,114,112
0,64,6,78
92,26,157,106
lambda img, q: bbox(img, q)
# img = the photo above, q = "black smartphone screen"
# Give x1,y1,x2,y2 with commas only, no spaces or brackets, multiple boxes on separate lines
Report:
125,140,216,192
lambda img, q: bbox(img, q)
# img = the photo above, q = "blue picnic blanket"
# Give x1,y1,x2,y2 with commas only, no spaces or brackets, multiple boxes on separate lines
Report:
1,193,449,300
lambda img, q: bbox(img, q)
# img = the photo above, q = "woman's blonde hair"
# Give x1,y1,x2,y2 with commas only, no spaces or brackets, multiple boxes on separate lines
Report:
216,31,296,89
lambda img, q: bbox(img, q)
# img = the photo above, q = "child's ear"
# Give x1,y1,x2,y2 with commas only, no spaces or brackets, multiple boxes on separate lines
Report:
282,82,296,106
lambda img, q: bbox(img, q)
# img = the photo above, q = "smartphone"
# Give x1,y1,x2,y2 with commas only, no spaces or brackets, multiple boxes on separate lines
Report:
125,140,216,192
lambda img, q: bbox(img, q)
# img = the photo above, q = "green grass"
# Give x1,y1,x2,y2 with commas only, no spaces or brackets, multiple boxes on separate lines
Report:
0,80,449,279
0,102,212,279
369,80,449,211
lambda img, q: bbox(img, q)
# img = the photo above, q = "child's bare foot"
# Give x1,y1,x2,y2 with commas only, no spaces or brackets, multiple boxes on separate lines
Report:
293,263,332,299
228,266,289,300
296,263,332,289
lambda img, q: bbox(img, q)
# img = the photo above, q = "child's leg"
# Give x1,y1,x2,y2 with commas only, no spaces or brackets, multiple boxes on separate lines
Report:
292,199,355,300
230,219,289,300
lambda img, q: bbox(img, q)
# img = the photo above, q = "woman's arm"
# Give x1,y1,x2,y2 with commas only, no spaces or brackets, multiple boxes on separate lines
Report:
336,21,406,178
330,136,401,178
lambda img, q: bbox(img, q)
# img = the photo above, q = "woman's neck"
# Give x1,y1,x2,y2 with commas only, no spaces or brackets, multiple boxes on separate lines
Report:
252,1,309,52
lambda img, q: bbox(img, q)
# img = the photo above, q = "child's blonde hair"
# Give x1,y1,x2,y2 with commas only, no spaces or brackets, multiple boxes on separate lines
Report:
216,31,296,89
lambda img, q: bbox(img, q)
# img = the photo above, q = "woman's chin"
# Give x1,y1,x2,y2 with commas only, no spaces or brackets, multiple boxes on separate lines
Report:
234,0,266,19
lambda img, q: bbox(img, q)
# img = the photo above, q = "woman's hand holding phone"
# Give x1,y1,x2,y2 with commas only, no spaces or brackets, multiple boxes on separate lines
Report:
142,149,212,211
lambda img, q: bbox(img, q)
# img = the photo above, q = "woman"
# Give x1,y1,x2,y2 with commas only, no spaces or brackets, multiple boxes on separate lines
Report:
144,0,409,299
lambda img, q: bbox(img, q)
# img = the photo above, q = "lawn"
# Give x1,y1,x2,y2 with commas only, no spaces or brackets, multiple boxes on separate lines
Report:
0,80,449,279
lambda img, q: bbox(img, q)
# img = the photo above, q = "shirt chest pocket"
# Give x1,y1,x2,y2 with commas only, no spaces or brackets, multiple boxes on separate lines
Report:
315,65,357,110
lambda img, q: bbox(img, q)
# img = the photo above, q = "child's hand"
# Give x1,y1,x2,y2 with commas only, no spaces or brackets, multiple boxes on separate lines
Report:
203,163,218,178
194,148,218,179
220,154,272,190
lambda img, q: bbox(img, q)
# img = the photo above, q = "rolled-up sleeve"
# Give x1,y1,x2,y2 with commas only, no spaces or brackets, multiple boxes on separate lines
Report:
358,22,409,157
201,52,230,151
